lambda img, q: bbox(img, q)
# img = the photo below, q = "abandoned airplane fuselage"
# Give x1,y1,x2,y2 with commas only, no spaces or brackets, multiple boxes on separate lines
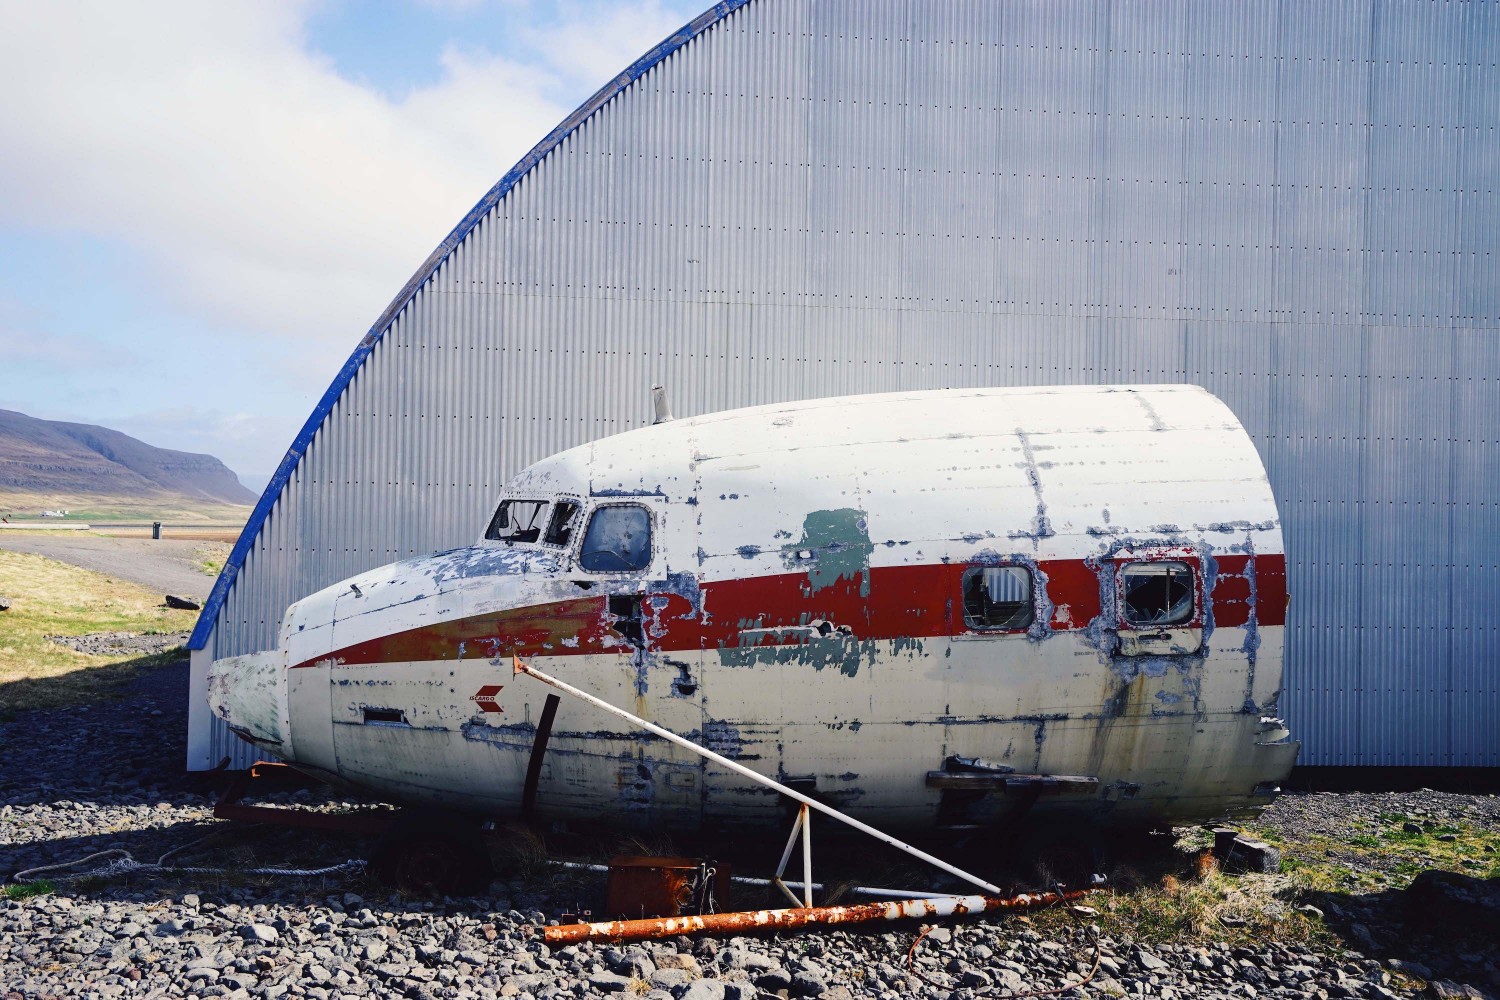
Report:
209,385,1298,834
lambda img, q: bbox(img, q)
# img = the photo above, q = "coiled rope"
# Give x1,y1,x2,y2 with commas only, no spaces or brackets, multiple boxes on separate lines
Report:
13,829,366,885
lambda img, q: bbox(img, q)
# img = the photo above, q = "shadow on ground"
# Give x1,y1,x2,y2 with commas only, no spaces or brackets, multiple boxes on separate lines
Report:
1298,877,1500,988
0,647,186,719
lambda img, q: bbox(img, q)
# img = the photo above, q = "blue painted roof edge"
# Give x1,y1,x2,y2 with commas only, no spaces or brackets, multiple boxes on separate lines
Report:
188,0,753,651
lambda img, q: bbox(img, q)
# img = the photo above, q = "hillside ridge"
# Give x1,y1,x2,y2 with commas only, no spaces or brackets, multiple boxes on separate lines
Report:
0,408,256,507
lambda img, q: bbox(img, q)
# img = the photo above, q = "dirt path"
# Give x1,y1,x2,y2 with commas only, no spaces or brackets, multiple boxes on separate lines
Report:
0,534,226,599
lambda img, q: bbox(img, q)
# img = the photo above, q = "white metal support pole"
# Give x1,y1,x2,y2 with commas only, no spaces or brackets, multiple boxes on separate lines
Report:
800,803,813,907
771,808,806,907
513,656,1002,896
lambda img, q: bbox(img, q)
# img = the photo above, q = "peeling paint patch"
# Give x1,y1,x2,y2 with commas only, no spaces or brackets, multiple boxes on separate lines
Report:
780,508,874,596
715,634,924,677
459,719,536,749
1201,519,1277,534
701,720,748,758
1008,430,1055,545
590,487,668,498
1135,394,1168,432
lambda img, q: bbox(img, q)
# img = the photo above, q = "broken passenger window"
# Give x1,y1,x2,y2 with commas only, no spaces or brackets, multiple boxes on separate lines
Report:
962,566,1034,630
578,504,652,572
485,499,548,543
544,500,580,546
1119,561,1195,627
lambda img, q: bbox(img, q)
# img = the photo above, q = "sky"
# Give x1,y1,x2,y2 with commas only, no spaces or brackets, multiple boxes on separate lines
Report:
0,0,703,489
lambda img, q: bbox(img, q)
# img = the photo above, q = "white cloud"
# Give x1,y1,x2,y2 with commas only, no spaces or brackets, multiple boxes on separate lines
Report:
521,0,693,88
0,325,135,374
0,0,693,473
109,407,268,456
411,0,525,11
0,1,572,343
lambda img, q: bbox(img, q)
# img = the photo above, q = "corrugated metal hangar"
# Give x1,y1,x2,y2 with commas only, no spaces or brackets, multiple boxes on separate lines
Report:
189,0,1500,771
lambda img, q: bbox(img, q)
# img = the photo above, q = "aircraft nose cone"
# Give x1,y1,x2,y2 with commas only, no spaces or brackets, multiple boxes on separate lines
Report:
206,651,287,753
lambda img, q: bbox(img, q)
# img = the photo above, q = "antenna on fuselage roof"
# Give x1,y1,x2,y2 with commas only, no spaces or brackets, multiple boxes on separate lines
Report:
651,385,674,425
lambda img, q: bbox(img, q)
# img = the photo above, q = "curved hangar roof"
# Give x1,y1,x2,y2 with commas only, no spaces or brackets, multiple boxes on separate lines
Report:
191,0,1500,771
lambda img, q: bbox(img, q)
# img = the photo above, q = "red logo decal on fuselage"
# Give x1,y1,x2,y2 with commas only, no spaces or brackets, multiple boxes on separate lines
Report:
472,684,504,713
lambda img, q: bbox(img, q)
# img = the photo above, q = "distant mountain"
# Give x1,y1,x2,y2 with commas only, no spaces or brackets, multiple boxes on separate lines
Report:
0,409,256,507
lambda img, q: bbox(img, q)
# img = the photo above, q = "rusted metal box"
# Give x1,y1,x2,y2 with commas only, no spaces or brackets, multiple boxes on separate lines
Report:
604,855,730,919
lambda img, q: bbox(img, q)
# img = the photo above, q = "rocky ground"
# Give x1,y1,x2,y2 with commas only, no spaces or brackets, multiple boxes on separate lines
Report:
2,661,1497,1000
45,630,190,657
1260,790,1500,851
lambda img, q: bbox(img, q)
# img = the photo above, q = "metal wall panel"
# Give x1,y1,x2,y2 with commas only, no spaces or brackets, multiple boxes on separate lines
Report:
194,0,1500,769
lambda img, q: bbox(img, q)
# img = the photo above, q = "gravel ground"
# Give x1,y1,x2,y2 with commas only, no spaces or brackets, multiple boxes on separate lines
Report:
1262,791,1500,845
2,661,1497,1000
1259,789,1500,890
0,534,226,599
1254,791,1500,992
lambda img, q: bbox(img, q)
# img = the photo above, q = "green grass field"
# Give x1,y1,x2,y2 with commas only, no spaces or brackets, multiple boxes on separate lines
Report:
0,549,198,715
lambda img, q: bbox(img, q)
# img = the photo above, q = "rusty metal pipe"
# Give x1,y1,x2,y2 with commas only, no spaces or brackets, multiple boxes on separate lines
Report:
513,656,1002,895
544,888,1091,945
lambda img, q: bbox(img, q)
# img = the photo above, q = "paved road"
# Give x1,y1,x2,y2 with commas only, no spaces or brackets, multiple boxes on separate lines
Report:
0,534,226,599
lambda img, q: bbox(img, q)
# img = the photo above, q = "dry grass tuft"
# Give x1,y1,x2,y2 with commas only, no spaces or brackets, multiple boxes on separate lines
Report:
614,832,681,860
491,822,551,877
1067,870,1332,947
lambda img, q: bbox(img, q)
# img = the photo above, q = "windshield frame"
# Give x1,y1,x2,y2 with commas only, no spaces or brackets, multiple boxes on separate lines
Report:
574,501,655,574
541,495,583,548
484,497,551,544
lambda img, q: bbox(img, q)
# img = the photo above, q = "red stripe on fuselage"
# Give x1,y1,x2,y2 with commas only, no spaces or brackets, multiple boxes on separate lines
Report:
292,554,1286,668
289,596,614,670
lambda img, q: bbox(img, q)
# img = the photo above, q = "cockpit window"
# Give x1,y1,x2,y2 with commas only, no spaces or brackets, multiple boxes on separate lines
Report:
578,504,652,572
485,499,548,543
543,500,580,546
1119,561,1195,627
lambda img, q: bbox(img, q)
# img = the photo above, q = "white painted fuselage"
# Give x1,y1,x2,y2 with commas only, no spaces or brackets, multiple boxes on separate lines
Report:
209,385,1298,833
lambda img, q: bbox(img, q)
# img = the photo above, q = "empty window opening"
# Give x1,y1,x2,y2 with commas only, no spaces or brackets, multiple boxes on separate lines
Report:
579,504,652,572
608,594,646,648
362,707,408,726
962,566,1034,630
544,500,580,546
486,499,548,543
1120,561,1195,627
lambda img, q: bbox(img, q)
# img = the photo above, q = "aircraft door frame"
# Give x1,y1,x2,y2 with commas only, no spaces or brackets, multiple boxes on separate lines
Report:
1111,546,1204,658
